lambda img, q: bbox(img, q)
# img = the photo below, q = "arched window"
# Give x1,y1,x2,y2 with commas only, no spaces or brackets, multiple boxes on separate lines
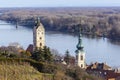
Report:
81,64,83,68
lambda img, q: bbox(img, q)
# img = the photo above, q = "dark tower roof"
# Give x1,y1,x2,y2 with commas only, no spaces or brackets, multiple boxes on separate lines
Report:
76,33,84,50
35,17,41,28
35,17,44,30
76,28,84,50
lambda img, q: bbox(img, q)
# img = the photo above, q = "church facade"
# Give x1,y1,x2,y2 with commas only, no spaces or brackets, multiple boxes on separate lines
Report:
33,18,45,50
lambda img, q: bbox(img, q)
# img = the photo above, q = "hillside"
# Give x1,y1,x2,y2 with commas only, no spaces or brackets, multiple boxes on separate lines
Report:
0,58,104,80
0,60,53,80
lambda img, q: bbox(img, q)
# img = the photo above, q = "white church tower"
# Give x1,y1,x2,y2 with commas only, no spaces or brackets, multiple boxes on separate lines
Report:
33,17,45,50
75,29,86,69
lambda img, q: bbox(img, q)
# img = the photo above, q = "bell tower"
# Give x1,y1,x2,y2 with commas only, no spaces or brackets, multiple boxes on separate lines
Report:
33,17,45,50
75,28,86,69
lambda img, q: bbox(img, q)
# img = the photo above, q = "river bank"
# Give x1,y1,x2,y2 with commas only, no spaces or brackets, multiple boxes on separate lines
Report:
0,7,120,40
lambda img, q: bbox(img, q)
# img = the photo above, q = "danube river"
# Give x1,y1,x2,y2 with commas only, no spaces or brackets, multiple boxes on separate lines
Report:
0,20,120,67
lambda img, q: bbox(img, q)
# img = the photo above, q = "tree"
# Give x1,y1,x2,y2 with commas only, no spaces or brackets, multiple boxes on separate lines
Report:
43,46,53,62
51,49,63,61
64,50,71,65
32,46,53,62
32,48,44,61
108,22,120,39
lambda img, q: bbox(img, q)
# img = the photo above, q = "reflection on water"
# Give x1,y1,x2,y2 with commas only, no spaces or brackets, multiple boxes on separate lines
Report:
0,20,120,67
108,39,120,46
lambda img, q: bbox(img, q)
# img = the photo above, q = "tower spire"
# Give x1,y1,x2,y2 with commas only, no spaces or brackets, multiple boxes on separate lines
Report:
76,28,84,50
36,17,41,27
75,27,86,69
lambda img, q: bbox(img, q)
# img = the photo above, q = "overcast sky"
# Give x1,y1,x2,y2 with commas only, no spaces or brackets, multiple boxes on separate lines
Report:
0,0,120,7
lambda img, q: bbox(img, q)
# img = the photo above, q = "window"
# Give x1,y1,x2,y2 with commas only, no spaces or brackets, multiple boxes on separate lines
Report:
81,55,83,60
40,37,42,39
40,43,42,46
81,64,83,68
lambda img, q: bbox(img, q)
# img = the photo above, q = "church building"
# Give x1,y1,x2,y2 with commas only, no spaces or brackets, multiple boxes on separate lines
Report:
75,30,86,69
33,17,45,50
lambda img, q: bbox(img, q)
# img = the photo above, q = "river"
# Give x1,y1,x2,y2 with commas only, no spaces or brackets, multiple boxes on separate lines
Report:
0,20,120,67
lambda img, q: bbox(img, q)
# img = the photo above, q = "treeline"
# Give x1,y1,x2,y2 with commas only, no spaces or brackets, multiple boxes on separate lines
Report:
1,7,120,40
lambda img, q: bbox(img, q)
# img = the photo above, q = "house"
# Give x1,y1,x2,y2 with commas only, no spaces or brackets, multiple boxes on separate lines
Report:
87,62,112,70
86,62,120,80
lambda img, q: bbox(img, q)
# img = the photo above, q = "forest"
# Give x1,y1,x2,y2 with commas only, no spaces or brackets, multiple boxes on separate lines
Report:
0,7,120,40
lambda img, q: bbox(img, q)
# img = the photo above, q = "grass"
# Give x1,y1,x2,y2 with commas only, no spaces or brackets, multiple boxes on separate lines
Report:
0,58,104,80
0,61,53,80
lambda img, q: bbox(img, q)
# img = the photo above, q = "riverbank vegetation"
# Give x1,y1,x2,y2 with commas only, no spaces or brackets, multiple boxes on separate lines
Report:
0,7,120,40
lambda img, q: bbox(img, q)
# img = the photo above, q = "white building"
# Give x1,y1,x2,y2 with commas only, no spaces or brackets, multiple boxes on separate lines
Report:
33,18,45,50
75,32,86,69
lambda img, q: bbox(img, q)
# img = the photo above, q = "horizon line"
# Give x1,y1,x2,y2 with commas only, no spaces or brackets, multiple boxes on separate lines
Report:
1,6,120,8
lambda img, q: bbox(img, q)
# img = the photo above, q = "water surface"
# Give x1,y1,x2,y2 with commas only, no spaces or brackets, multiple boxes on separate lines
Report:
0,20,120,67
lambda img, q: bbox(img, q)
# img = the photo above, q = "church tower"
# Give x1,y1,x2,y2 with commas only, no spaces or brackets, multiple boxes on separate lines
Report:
33,17,45,50
75,29,86,69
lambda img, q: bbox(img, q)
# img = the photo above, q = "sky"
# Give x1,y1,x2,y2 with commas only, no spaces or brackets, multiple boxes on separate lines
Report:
0,0,120,7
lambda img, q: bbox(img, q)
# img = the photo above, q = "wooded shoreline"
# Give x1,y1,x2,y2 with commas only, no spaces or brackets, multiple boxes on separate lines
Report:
0,7,120,40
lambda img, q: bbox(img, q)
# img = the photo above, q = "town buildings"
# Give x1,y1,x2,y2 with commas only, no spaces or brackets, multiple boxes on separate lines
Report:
86,62,120,80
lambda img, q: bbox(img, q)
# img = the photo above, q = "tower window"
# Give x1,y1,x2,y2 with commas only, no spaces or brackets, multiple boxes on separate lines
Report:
40,37,42,39
40,43,42,46
81,55,83,60
81,64,83,68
